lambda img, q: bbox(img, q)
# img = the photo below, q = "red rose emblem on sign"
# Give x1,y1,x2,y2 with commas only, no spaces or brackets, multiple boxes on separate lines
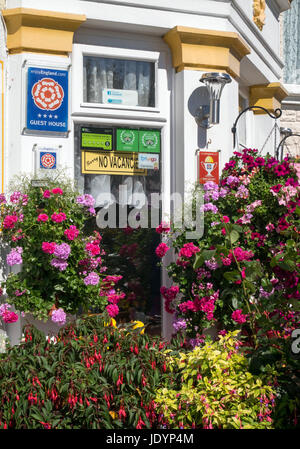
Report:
31,78,64,111
41,153,56,169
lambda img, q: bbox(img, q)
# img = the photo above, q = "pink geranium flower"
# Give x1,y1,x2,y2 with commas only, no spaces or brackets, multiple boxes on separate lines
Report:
52,188,63,195
51,212,67,223
106,304,119,318
232,309,247,324
37,214,49,222
155,242,170,258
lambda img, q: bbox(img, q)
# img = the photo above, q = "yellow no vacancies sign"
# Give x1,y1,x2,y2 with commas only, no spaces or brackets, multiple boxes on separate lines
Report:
82,151,147,176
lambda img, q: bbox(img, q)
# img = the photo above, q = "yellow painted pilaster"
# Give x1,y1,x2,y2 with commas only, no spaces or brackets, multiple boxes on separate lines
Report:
163,26,250,78
2,8,86,56
249,83,288,114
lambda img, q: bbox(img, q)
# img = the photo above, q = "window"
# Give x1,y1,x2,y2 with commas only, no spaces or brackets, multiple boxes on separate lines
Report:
282,0,300,84
83,56,155,107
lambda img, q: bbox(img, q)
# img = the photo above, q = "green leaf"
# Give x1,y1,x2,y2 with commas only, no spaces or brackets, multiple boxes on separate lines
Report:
229,230,240,244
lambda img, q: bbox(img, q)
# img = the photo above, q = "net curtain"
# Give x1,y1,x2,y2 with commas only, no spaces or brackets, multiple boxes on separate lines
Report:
83,56,153,107
283,0,300,84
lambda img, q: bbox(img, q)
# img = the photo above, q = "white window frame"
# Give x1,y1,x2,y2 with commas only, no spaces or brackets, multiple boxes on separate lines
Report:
72,44,164,117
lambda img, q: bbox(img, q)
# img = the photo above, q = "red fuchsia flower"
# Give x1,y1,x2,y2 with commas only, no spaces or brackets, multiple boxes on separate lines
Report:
64,225,79,241
106,304,119,318
43,190,51,198
51,212,67,223
3,215,18,229
42,242,56,254
136,416,146,429
156,221,171,234
52,188,63,195
232,309,247,324
155,242,170,258
37,213,49,222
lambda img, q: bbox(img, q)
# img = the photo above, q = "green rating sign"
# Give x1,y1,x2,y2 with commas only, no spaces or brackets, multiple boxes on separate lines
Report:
116,129,139,152
139,130,160,153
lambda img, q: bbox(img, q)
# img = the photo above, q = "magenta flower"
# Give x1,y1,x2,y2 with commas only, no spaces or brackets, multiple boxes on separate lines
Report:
51,308,66,325
6,247,23,266
42,242,56,254
50,259,68,271
3,215,18,229
54,243,71,260
155,242,170,258
106,304,119,318
52,188,63,195
43,190,51,198
232,309,247,324
156,221,171,234
178,242,200,259
37,213,49,222
83,272,100,286
64,225,79,241
51,212,67,223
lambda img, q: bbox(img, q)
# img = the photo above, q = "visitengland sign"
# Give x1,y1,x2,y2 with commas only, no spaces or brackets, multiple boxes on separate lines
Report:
26,67,68,133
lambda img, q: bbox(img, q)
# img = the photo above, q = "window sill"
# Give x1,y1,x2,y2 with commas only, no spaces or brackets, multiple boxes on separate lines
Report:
80,102,160,114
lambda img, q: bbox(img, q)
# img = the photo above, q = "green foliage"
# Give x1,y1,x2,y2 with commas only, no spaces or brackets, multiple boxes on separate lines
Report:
155,331,276,429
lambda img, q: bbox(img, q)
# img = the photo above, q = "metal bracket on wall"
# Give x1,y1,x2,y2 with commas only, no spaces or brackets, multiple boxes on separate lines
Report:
231,106,282,153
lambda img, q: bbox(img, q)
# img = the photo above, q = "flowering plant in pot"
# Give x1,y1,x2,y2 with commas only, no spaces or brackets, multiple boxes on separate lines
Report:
156,150,300,427
0,176,124,325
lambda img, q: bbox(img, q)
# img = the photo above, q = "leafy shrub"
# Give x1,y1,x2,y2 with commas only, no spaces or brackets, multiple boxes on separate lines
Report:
0,314,170,429
155,331,276,429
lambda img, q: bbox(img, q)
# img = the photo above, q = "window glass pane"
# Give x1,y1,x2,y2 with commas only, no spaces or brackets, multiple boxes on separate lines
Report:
83,56,155,107
283,0,300,84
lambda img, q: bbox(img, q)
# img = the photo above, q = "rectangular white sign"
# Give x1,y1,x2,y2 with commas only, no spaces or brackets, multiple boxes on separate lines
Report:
102,88,138,106
138,153,159,170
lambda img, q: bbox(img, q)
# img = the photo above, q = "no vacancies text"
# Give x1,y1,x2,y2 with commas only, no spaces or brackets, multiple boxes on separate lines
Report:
106,433,194,446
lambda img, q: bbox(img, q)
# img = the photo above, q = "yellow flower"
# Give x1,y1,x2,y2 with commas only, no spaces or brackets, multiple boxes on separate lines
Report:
131,321,145,334
109,411,117,419
104,318,117,328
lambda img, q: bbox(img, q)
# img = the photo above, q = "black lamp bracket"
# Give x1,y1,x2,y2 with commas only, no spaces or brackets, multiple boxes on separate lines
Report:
231,106,282,149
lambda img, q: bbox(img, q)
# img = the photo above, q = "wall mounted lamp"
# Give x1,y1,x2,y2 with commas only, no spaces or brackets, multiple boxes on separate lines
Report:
197,72,232,128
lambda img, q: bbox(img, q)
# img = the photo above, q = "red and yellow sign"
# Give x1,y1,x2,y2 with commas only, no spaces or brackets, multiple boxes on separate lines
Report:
199,151,220,185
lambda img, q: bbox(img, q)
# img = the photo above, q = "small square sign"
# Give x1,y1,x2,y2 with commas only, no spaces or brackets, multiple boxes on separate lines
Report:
139,129,161,153
39,151,57,170
116,129,139,152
